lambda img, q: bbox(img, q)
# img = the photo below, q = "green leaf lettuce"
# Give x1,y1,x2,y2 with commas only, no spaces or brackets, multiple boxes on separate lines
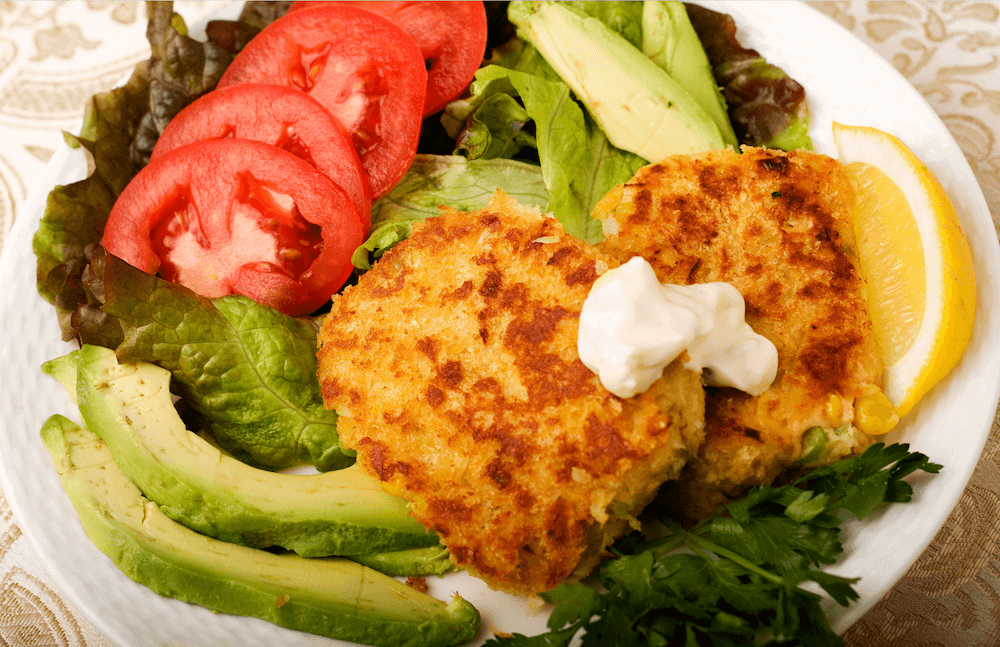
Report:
445,61,645,244
95,250,349,472
353,154,550,269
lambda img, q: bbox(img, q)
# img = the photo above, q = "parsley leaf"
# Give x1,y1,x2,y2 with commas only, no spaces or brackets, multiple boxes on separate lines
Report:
799,442,942,518
488,443,940,646
542,583,601,630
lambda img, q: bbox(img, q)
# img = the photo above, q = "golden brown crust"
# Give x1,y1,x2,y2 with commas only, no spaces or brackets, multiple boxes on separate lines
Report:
594,147,882,520
317,191,705,594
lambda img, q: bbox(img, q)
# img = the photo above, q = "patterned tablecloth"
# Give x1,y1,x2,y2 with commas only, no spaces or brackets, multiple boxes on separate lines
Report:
1,2,998,646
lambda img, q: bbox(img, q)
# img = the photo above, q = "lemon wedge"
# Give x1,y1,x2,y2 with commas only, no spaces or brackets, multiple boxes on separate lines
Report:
832,123,976,418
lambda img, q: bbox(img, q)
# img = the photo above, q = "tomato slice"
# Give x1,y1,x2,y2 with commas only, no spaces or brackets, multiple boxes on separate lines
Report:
103,138,364,317
216,4,427,199
289,1,488,116
151,83,372,236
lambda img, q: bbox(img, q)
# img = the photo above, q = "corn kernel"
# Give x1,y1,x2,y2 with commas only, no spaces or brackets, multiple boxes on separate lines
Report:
825,393,845,423
380,479,403,496
854,390,899,435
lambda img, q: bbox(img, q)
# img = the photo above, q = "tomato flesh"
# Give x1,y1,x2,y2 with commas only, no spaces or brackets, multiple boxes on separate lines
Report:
239,179,324,280
217,5,427,199
289,1,488,116
295,55,389,159
151,83,372,235
274,127,316,167
105,139,363,316
149,179,324,297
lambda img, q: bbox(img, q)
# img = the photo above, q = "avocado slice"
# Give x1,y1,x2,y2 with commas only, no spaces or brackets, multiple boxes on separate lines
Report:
351,545,455,578
40,414,479,647
42,349,80,402
508,1,727,162
44,345,438,557
641,1,738,148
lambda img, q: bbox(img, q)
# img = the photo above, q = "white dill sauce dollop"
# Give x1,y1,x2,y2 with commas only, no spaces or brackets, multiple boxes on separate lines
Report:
577,256,778,398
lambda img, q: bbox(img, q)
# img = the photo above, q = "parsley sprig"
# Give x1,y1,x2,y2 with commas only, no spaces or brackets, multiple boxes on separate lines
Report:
488,443,941,647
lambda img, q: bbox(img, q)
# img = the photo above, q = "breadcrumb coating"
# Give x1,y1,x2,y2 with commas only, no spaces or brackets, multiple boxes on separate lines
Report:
594,147,882,521
317,191,705,594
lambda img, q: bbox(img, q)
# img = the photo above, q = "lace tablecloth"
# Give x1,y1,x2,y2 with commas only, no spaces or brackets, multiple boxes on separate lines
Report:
1,2,998,646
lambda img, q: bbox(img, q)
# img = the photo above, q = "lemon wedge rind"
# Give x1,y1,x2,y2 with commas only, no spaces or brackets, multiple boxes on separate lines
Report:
832,122,976,418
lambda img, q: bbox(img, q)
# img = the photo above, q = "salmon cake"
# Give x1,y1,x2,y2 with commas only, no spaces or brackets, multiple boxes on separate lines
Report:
593,147,884,522
316,190,705,595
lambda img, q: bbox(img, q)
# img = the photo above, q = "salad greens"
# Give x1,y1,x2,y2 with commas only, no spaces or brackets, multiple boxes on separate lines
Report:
460,62,647,244
92,249,350,471
354,155,550,269
685,3,813,151
488,443,941,647
33,0,277,346
32,60,148,342
507,2,729,165
31,1,348,470
443,1,676,244
130,2,232,166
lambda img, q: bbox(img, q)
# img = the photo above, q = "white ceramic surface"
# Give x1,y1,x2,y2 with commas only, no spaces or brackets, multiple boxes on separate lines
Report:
1,2,998,646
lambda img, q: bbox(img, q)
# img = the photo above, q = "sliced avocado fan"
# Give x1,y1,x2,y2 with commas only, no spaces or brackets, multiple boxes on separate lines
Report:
40,414,479,647
43,345,439,558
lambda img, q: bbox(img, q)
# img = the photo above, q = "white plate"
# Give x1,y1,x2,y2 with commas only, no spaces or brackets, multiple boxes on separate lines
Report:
1,2,998,645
